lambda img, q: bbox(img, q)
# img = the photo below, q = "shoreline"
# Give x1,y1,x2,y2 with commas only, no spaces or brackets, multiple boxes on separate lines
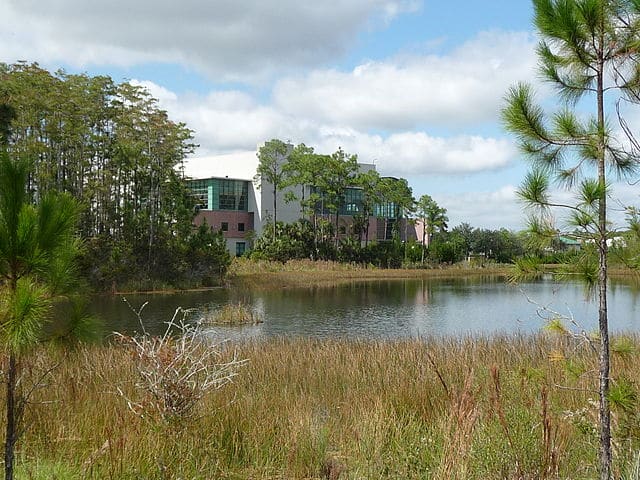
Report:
103,263,638,295
108,265,513,295
229,265,512,290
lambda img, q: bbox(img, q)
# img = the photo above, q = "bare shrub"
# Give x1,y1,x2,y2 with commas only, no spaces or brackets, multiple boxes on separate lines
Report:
115,304,246,421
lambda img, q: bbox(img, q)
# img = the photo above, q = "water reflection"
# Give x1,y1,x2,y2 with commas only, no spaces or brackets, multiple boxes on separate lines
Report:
87,276,640,340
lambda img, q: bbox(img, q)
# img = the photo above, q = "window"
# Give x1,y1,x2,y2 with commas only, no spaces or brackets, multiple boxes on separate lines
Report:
221,222,229,232
189,178,249,211
235,242,246,257
342,187,363,215
188,180,209,209
339,225,346,235
215,179,248,211
385,219,396,240
375,201,399,219
238,222,245,232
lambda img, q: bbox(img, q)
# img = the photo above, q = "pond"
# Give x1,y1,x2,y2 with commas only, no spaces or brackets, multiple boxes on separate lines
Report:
86,275,640,341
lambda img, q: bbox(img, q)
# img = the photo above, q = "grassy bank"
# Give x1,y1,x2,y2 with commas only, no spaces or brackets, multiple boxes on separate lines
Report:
5,334,640,479
109,259,638,294
229,258,511,290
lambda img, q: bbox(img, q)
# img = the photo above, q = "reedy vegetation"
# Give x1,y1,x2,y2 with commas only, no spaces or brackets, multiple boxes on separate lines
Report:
4,335,640,479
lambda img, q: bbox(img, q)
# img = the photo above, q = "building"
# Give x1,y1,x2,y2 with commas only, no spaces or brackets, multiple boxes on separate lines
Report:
189,176,256,257
185,147,416,256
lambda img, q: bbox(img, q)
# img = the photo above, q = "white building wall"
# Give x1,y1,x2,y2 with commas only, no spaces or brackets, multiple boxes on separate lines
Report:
249,177,262,236
260,181,307,231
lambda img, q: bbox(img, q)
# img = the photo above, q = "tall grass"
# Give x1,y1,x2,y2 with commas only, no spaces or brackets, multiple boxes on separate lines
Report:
200,302,263,325
229,257,510,290
3,334,640,478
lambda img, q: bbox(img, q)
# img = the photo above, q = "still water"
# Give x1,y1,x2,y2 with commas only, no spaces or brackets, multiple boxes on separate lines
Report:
87,275,640,340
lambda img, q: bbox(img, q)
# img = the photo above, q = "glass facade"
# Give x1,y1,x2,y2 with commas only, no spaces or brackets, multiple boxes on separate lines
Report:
189,180,209,210
342,188,363,215
375,202,399,219
188,178,248,211
191,177,399,220
308,186,401,220
312,187,365,216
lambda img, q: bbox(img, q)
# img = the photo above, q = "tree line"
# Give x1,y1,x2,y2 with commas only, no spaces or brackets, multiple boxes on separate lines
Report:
251,139,532,266
255,140,413,245
0,62,230,290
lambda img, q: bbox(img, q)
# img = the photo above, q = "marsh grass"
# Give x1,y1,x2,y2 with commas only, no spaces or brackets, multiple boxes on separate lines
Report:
201,302,263,325
3,334,640,478
229,257,511,289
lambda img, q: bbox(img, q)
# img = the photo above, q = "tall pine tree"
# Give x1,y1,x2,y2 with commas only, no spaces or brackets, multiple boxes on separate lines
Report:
503,1,640,477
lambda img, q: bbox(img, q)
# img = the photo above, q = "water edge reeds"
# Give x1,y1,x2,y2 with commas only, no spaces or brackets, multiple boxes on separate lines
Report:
3,333,640,478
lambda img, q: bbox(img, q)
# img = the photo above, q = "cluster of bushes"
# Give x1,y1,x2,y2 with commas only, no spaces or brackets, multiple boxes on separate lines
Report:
80,223,231,291
248,220,528,268
248,220,409,268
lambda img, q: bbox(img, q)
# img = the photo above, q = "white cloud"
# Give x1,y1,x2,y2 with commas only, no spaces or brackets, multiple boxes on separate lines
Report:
436,185,524,230
1,0,418,81
131,80,288,153
438,181,640,232
132,80,518,175
183,152,258,180
311,130,517,175
273,30,538,130
130,80,178,103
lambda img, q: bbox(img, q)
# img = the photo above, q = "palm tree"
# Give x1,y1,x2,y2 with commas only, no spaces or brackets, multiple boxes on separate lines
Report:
415,195,448,264
0,152,83,480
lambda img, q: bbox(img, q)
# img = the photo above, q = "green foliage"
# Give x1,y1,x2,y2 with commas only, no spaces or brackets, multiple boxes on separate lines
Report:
49,297,103,345
612,336,638,359
415,194,448,264
0,62,201,290
608,378,637,412
379,176,415,220
0,278,51,353
317,148,360,246
427,225,525,265
612,207,640,269
366,239,404,268
0,151,96,480
0,152,90,351
250,220,323,262
184,222,232,286
556,249,599,288
256,139,292,235
16,460,82,480
511,256,545,282
502,2,640,477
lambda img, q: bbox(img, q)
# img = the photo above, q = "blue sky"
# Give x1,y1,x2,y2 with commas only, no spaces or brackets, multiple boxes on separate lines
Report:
1,0,637,230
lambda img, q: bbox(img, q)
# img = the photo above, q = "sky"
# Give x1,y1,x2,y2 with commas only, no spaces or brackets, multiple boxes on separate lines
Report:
1,0,638,230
